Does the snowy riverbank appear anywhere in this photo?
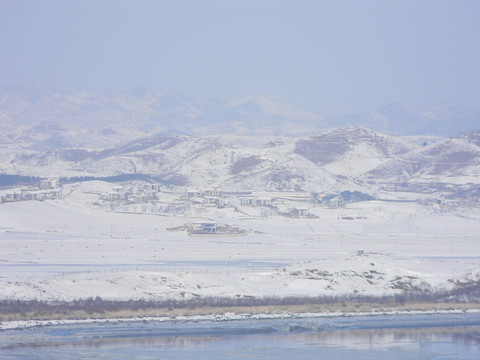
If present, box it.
[3,306,480,331]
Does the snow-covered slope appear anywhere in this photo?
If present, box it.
[2,127,411,192]
[80,135,340,191]
[3,253,479,302]
[3,128,480,195]
[294,127,417,177]
[363,131,480,193]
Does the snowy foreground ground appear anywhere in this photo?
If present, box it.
[1,182,480,304]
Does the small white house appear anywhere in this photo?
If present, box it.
[289,207,310,217]
[328,197,345,208]
[40,176,60,189]
[240,197,272,206]
[241,197,254,206]
[186,190,202,198]
[204,189,222,197]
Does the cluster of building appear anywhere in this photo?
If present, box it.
[186,189,226,207]
[239,191,324,206]
[327,197,345,209]
[106,183,162,204]
[184,189,333,218]
[0,177,62,204]
[99,183,349,217]
[417,196,477,209]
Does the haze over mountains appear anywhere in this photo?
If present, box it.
[0,86,322,149]
[1,86,479,198]
[2,86,479,149]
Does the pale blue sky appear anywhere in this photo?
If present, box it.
[1,0,479,116]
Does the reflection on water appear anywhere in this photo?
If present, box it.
[1,314,480,359]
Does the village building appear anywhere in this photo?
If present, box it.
[188,222,219,234]
[256,197,272,206]
[187,222,246,236]
[328,197,345,208]
[186,190,202,198]
[0,187,63,203]
[134,193,146,203]
[186,189,223,199]
[105,182,161,203]
[109,191,124,201]
[240,197,254,206]
[289,207,310,217]
[240,197,272,206]
[204,189,223,197]
[40,176,60,189]
[143,184,161,192]
[204,196,225,207]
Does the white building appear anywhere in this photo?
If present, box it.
[40,176,60,189]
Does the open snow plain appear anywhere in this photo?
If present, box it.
[1,181,480,304]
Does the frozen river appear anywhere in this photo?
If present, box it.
[2,313,480,359]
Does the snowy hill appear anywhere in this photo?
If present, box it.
[3,128,480,196]
[2,252,477,302]
[293,127,416,177]
[363,131,480,195]
[0,127,416,192]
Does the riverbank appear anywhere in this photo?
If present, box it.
[2,299,480,329]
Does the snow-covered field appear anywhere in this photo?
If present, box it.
[1,181,480,302]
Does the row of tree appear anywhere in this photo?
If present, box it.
[2,283,479,318]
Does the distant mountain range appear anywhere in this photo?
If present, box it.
[1,86,479,150]
[0,86,321,149]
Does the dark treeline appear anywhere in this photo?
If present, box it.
[60,174,168,184]
[0,174,41,187]
[2,284,479,317]
[0,173,169,187]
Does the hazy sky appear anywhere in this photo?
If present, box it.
[1,0,479,116]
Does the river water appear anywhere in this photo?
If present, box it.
[1,313,480,359]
